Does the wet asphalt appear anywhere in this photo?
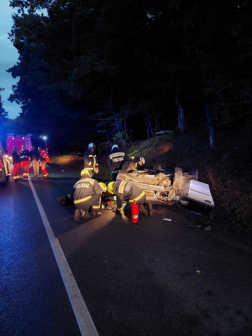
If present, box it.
[0,165,251,336]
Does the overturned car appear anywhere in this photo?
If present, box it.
[117,167,214,209]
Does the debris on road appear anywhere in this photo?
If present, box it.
[187,224,203,227]
[186,210,202,215]
[202,224,213,231]
[162,218,172,221]
[196,270,201,273]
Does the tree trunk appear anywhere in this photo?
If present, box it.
[96,141,101,156]
[143,111,150,138]
[175,97,186,133]
[205,102,214,149]
[202,70,215,149]
[109,87,121,139]
[146,110,155,137]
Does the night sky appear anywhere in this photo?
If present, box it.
[0,0,21,119]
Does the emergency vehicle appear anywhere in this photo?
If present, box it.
[0,141,10,183]
[6,134,32,154]
[6,133,47,154]
[3,134,48,180]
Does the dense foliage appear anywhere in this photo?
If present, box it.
[0,89,8,122]
[6,0,252,150]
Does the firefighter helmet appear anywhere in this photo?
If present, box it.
[88,143,96,150]
[107,182,115,195]
[98,182,107,192]
[140,157,145,165]
[81,169,92,177]
[112,144,119,151]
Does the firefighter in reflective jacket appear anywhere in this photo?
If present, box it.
[84,143,99,178]
[73,169,102,221]
[107,144,129,181]
[18,145,30,178]
[106,180,153,219]
[38,146,50,178]
[56,171,104,221]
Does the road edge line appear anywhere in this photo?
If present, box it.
[28,177,99,336]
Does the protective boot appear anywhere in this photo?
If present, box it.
[92,203,101,217]
[138,208,142,223]
[74,209,81,222]
[148,203,154,216]
[140,204,148,216]
[92,212,101,218]
[80,209,86,217]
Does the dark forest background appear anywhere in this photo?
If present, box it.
[0,0,251,152]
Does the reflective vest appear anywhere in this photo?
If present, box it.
[84,150,98,173]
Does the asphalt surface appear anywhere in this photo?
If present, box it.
[0,165,251,336]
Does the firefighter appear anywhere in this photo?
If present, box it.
[29,146,40,178]
[38,146,50,178]
[56,169,103,222]
[106,180,154,219]
[107,144,129,181]
[84,143,99,178]
[121,157,145,172]
[12,146,21,180]
[18,145,30,178]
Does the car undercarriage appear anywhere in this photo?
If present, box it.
[117,167,214,209]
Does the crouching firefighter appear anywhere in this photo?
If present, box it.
[121,157,145,172]
[106,181,154,220]
[56,169,103,222]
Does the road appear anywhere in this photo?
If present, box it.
[0,165,251,336]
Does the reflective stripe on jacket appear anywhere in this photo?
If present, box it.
[107,150,129,171]
[84,150,98,172]
[40,149,50,162]
[73,175,102,204]
[113,180,146,209]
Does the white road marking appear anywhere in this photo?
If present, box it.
[28,177,99,336]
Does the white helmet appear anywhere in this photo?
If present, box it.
[88,143,96,150]
[112,144,119,151]
[140,157,145,165]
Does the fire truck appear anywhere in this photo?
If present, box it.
[6,133,32,154]
[0,140,10,183]
[6,133,47,154]
[0,134,48,183]
[1,134,33,183]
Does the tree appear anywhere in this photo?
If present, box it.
[8,0,251,150]
[0,88,8,122]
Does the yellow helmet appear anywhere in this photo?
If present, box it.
[107,181,115,195]
[98,182,107,192]
[81,169,92,177]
